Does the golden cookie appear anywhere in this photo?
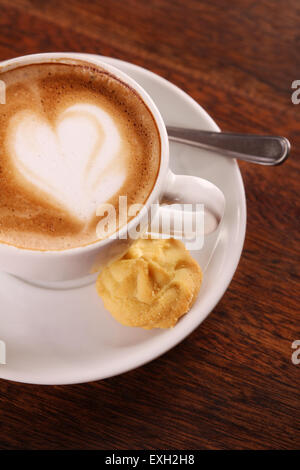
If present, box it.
[96,238,203,329]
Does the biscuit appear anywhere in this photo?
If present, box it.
[96,238,203,329]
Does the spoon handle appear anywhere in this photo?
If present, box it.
[167,127,290,165]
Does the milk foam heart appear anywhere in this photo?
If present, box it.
[12,104,126,222]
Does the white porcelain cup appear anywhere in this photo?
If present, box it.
[0,52,225,283]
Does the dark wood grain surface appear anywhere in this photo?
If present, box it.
[0,0,299,450]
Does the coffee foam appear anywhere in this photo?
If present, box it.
[0,61,160,250]
[11,104,125,221]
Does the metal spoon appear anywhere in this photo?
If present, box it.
[167,127,290,165]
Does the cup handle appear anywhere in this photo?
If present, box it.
[146,170,225,238]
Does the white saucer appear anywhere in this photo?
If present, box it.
[0,56,246,385]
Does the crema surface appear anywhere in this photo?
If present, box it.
[0,61,160,250]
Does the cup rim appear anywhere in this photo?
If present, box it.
[0,52,169,255]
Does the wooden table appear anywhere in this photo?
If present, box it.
[0,0,299,450]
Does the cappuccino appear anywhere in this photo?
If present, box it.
[0,60,160,250]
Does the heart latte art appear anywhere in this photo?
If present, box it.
[12,104,125,222]
[0,61,160,250]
